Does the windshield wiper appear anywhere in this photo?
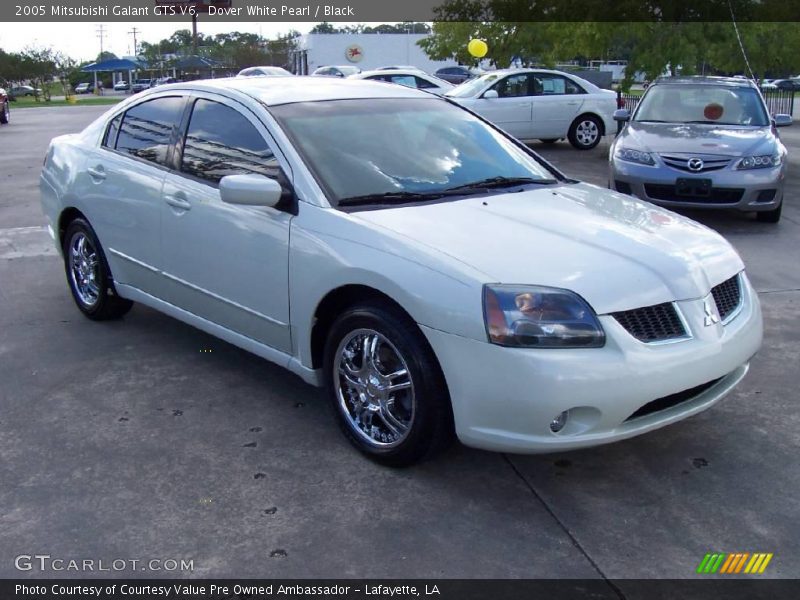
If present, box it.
[337,190,473,207]
[445,176,557,192]
[635,119,670,123]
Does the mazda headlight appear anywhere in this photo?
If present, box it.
[483,285,605,348]
[615,147,655,166]
[735,154,782,170]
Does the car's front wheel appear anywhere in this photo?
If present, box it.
[756,203,782,223]
[0,100,9,124]
[323,302,453,466]
[568,115,603,150]
[63,218,133,320]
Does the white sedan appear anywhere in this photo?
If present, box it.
[349,69,454,95]
[40,77,761,465]
[447,68,617,149]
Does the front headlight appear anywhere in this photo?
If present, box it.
[735,154,782,170]
[615,146,656,166]
[483,285,605,348]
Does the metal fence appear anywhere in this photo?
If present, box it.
[616,88,795,117]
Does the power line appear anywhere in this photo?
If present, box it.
[727,0,755,79]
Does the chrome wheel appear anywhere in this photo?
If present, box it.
[575,119,599,147]
[68,231,100,307]
[334,328,415,448]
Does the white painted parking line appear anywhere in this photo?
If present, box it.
[0,226,58,259]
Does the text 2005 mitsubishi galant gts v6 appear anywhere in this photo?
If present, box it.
[40,77,762,465]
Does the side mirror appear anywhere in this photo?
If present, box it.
[220,174,283,208]
[482,89,499,99]
[773,114,792,127]
[613,109,631,122]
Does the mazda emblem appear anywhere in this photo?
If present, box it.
[688,157,704,172]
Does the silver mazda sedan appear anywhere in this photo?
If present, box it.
[610,76,791,223]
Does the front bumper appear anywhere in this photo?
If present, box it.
[421,274,762,453]
[610,158,785,212]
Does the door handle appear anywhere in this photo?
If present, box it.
[87,165,106,181]
[164,192,191,211]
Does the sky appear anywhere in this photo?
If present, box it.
[0,21,363,61]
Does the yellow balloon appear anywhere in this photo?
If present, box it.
[468,39,488,58]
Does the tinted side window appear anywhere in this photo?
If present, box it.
[116,96,184,166]
[103,113,122,148]
[414,76,437,89]
[180,99,279,184]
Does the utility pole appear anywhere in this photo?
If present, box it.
[129,27,140,56]
[96,24,108,58]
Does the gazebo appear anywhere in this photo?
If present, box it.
[81,57,146,91]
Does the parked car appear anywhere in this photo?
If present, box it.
[435,66,484,85]
[74,82,95,94]
[40,77,762,465]
[9,85,41,98]
[131,79,152,93]
[237,66,293,77]
[375,65,421,71]
[349,69,453,95]
[0,87,9,124]
[311,65,361,78]
[766,78,800,91]
[113,80,130,91]
[446,68,616,149]
[610,76,791,223]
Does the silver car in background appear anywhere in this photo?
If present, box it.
[610,76,791,223]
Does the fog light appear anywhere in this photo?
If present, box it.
[550,410,569,433]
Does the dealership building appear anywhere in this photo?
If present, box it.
[290,33,458,74]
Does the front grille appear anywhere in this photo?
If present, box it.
[625,377,723,421]
[711,275,742,322]
[660,154,731,173]
[612,302,687,343]
[644,184,744,204]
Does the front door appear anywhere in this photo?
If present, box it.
[475,73,534,139]
[160,95,293,353]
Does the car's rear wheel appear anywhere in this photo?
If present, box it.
[323,302,453,466]
[63,218,133,320]
[0,100,9,124]
[568,115,603,150]
[756,203,782,223]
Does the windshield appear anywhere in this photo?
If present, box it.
[634,84,769,126]
[271,98,557,207]
[446,73,503,98]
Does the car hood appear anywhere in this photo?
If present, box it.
[620,121,775,156]
[353,182,743,314]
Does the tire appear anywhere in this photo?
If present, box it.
[0,101,9,125]
[323,301,453,466]
[62,218,133,320]
[756,203,781,223]
[568,115,603,150]
[539,138,559,144]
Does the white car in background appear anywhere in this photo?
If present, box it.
[349,69,454,95]
[237,66,293,77]
[447,68,617,149]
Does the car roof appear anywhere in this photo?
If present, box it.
[356,69,431,78]
[652,75,757,88]
[151,75,430,106]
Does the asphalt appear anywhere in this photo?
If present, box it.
[0,104,798,585]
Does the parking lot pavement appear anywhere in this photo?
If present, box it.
[1,107,798,584]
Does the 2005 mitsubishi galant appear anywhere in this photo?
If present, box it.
[40,77,762,465]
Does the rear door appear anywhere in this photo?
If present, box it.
[159,94,294,353]
[83,94,186,295]
[530,73,586,138]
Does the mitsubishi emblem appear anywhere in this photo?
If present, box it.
[703,297,720,326]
